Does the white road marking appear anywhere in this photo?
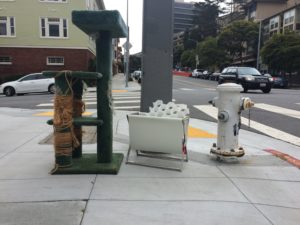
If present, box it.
[112,96,141,99]
[113,100,140,104]
[205,88,216,91]
[194,104,300,146]
[37,102,98,107]
[254,103,300,119]
[179,88,195,91]
[114,106,140,109]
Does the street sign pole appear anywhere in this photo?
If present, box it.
[125,0,130,87]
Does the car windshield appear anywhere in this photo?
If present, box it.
[238,67,261,76]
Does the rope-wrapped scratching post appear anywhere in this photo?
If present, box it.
[53,72,79,167]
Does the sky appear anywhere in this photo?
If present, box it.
[103,0,205,54]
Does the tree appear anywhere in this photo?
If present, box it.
[190,0,225,42]
[195,37,228,71]
[180,50,196,68]
[129,55,141,72]
[180,0,225,52]
[261,32,300,73]
[218,20,258,64]
[173,44,184,68]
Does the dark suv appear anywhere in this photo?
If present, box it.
[218,67,273,93]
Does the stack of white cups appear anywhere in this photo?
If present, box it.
[148,100,189,118]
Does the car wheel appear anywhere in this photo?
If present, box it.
[242,86,248,93]
[48,84,56,94]
[262,87,271,93]
[4,87,15,97]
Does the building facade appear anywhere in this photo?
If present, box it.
[229,0,300,68]
[174,0,198,34]
[0,0,105,78]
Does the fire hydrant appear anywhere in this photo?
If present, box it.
[209,83,254,158]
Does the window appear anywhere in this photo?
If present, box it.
[269,17,279,30]
[0,16,15,37]
[40,18,68,38]
[269,16,279,36]
[47,56,64,65]
[40,0,67,3]
[283,9,295,33]
[0,56,12,65]
[284,9,295,25]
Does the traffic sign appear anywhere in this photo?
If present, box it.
[122,41,132,50]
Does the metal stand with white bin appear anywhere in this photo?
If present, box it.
[209,83,254,159]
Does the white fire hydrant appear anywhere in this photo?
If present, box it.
[210,83,254,158]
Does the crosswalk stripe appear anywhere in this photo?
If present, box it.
[179,88,195,91]
[194,104,300,146]
[114,106,140,109]
[254,103,300,119]
[114,100,140,104]
[113,96,141,99]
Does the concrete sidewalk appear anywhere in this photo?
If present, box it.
[0,74,300,225]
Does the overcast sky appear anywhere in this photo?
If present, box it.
[103,0,207,54]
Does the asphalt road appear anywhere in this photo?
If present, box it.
[0,76,299,141]
[173,76,300,139]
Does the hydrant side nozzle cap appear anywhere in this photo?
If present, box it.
[217,83,243,92]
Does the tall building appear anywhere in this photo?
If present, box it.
[0,0,105,78]
[174,0,198,34]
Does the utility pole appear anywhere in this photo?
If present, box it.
[256,20,262,70]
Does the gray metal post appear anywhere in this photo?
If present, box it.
[141,0,174,112]
[256,20,262,70]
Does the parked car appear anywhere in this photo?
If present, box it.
[132,70,142,83]
[218,67,273,93]
[210,72,221,81]
[191,69,204,78]
[202,70,210,79]
[0,73,55,96]
[271,74,289,88]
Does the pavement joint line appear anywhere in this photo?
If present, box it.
[216,166,275,225]
[80,175,97,225]
[0,199,89,204]
[0,133,41,160]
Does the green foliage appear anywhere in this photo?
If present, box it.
[192,0,225,41]
[180,50,196,68]
[218,20,258,64]
[196,37,228,71]
[181,0,224,51]
[129,55,141,72]
[173,44,184,66]
[261,32,300,73]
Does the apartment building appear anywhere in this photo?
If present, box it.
[0,0,105,77]
[229,0,300,67]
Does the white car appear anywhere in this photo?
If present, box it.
[0,73,55,96]
[191,69,204,78]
